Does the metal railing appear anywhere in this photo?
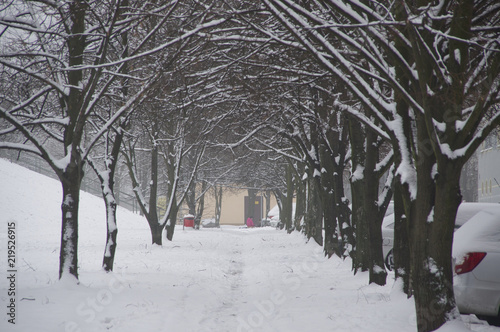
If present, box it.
[0,150,138,213]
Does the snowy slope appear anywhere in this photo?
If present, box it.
[0,158,498,332]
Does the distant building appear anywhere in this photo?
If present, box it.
[460,150,478,203]
[182,187,277,226]
[477,131,500,203]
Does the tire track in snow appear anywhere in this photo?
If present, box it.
[195,230,248,331]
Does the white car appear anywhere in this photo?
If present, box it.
[201,218,218,228]
[267,204,296,228]
[382,202,500,271]
[453,205,500,325]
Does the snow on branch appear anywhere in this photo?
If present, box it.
[262,0,408,129]
[0,59,68,96]
[83,72,161,160]
[0,142,42,156]
[62,18,228,72]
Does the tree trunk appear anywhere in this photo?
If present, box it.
[284,163,294,233]
[102,195,118,272]
[165,196,179,241]
[319,138,340,257]
[321,188,338,257]
[100,124,126,272]
[186,181,196,216]
[186,179,205,230]
[214,185,222,227]
[273,189,283,227]
[59,161,84,280]
[364,130,387,286]
[195,181,206,229]
[431,164,462,320]
[58,0,86,281]
[411,116,439,331]
[393,181,411,294]
[123,142,163,246]
[412,159,463,331]
[305,176,323,246]
[411,4,474,325]
[101,0,129,271]
[247,188,258,225]
[349,118,367,272]
[391,0,414,295]
[89,156,120,272]
[151,222,163,245]
[319,153,339,257]
[149,136,160,245]
[293,164,306,232]
[272,189,288,230]
[368,213,387,286]
[264,190,271,222]
[333,168,353,259]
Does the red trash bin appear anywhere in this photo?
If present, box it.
[183,214,195,228]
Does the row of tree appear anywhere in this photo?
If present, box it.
[1,1,499,331]
[247,1,500,331]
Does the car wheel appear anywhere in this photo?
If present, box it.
[385,249,394,271]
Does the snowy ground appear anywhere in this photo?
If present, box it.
[0,158,499,332]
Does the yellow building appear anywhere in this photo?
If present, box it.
[187,187,277,226]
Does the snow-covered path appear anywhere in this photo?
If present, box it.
[1,158,499,332]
